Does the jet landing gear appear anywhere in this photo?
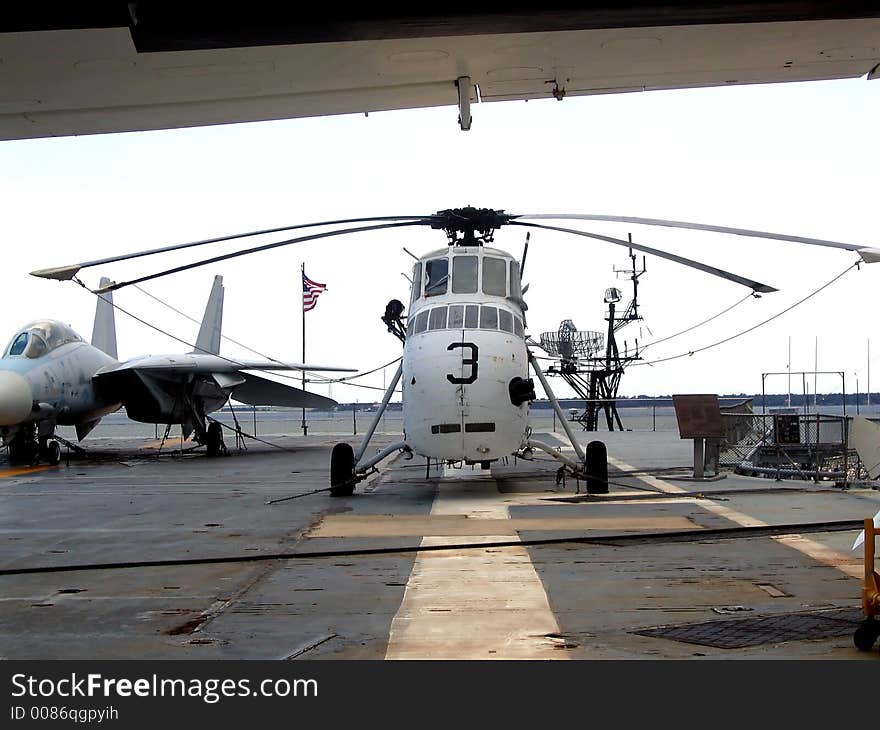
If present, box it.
[8,426,38,465]
[7,424,61,466]
[329,363,407,497]
[205,422,227,458]
[39,439,61,465]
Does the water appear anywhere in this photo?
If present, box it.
[54,403,880,443]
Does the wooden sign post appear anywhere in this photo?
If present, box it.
[672,394,725,479]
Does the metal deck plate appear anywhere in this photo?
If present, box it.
[633,608,864,649]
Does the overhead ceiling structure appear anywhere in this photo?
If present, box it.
[1,3,879,139]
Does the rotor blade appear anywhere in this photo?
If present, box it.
[508,221,777,293]
[514,213,879,262]
[30,215,431,281]
[91,220,430,293]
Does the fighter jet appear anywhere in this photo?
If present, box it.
[0,299,120,464]
[0,276,345,464]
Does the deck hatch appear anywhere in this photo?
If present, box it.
[632,607,863,649]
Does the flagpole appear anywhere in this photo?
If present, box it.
[302,262,308,437]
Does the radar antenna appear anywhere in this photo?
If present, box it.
[540,238,646,431]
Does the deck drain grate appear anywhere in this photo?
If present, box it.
[632,607,863,649]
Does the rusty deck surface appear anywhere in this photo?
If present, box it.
[0,430,878,660]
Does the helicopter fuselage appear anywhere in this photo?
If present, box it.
[402,245,531,463]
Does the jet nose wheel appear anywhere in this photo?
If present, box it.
[40,440,61,466]
[330,442,356,497]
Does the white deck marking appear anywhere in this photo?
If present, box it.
[608,455,863,579]
[384,464,568,660]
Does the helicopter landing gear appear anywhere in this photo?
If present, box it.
[330,443,356,497]
[328,363,405,497]
[585,440,609,494]
[527,350,610,491]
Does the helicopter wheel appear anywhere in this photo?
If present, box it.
[205,422,226,458]
[853,618,880,652]
[585,440,609,494]
[40,440,61,466]
[330,443,356,497]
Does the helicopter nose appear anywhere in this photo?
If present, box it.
[0,371,33,425]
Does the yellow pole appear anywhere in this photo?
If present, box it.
[865,517,878,618]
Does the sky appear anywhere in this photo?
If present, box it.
[0,76,878,404]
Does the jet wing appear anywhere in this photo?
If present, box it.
[92,358,340,415]
[95,354,354,376]
[230,372,337,410]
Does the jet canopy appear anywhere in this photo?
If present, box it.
[4,320,82,359]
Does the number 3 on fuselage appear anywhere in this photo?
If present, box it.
[402,245,532,465]
[446,342,478,385]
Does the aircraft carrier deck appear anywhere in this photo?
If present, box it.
[1,429,878,660]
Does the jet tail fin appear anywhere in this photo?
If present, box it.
[194,275,224,355]
[91,277,118,359]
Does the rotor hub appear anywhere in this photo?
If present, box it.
[430,207,511,246]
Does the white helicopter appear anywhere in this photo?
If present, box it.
[31,207,880,495]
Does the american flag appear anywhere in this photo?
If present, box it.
[302,270,327,312]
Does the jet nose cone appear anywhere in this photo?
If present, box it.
[0,371,33,425]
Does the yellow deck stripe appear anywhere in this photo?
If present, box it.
[608,455,863,579]
[0,465,56,478]
[385,466,568,660]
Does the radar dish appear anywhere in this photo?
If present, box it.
[539,319,604,360]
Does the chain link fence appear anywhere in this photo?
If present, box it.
[718,411,863,482]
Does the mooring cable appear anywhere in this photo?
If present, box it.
[631,260,860,366]
[639,292,755,352]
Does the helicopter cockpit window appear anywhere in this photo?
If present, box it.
[448,305,464,329]
[514,316,524,338]
[509,261,522,299]
[411,262,422,305]
[479,305,498,330]
[429,306,447,330]
[425,258,449,297]
[464,305,479,329]
[452,256,478,294]
[413,310,429,334]
[498,309,514,333]
[482,257,507,296]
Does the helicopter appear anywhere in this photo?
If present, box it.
[30,207,880,495]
